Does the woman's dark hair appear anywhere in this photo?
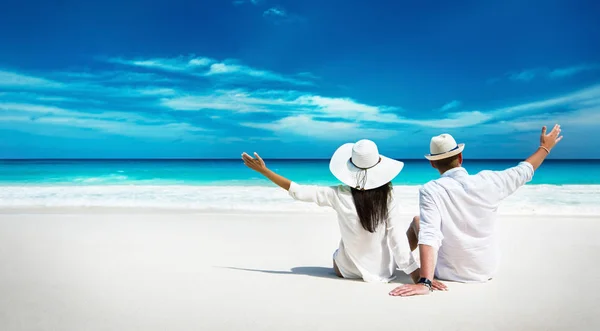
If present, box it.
[351,182,392,233]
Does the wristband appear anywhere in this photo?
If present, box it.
[539,146,550,154]
[417,277,433,291]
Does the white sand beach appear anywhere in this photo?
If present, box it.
[1,209,599,331]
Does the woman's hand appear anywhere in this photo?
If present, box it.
[242,152,291,190]
[242,152,267,173]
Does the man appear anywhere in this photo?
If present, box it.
[389,125,563,296]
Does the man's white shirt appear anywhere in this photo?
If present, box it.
[418,162,534,282]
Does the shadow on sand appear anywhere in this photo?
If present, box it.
[219,266,414,284]
[218,266,342,280]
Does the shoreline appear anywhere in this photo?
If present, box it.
[0,207,600,219]
[1,183,600,216]
[1,183,600,186]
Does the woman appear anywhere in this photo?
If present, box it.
[242,139,446,290]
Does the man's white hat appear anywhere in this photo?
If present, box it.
[329,139,404,190]
[424,134,465,161]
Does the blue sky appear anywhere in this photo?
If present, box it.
[1,0,599,159]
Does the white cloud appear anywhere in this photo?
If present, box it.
[263,7,287,17]
[295,95,380,114]
[0,70,63,88]
[491,84,600,116]
[161,89,288,112]
[164,82,600,138]
[506,63,599,82]
[188,58,213,67]
[4,56,600,144]
[262,6,304,24]
[447,84,600,135]
[297,72,320,80]
[205,61,313,85]
[243,115,394,140]
[161,89,404,123]
[549,64,600,78]
[461,85,600,137]
[0,102,206,139]
[109,56,214,72]
[439,100,461,111]
[108,56,314,86]
[481,104,600,136]
[0,102,71,116]
[35,96,76,102]
[233,0,262,5]
[402,111,491,128]
[1,115,205,139]
[0,68,180,103]
[163,95,270,112]
[0,93,79,103]
[57,70,176,84]
[3,102,168,124]
[293,95,401,122]
[206,63,239,75]
[162,89,490,129]
[509,69,540,82]
[136,87,177,96]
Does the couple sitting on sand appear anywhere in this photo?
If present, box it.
[242,124,563,297]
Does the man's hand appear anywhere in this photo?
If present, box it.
[540,124,563,152]
[389,279,447,297]
[242,152,267,173]
[526,124,564,170]
[432,279,447,291]
[389,284,430,297]
[409,269,447,290]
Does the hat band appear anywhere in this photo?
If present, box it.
[430,145,459,156]
[349,157,382,191]
[349,157,381,170]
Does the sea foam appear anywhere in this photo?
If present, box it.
[0,184,598,216]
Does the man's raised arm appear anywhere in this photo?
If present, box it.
[525,124,563,171]
[481,124,564,200]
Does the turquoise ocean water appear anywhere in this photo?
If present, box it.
[0,159,599,185]
[0,159,598,214]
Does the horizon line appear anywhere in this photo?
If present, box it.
[1,158,599,161]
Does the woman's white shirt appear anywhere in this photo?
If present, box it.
[288,182,418,283]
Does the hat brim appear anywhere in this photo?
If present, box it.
[424,143,465,161]
[329,143,404,190]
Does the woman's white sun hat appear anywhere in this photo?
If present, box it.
[425,134,465,161]
[329,139,404,190]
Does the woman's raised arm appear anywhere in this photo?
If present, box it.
[242,152,337,208]
[242,152,291,190]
